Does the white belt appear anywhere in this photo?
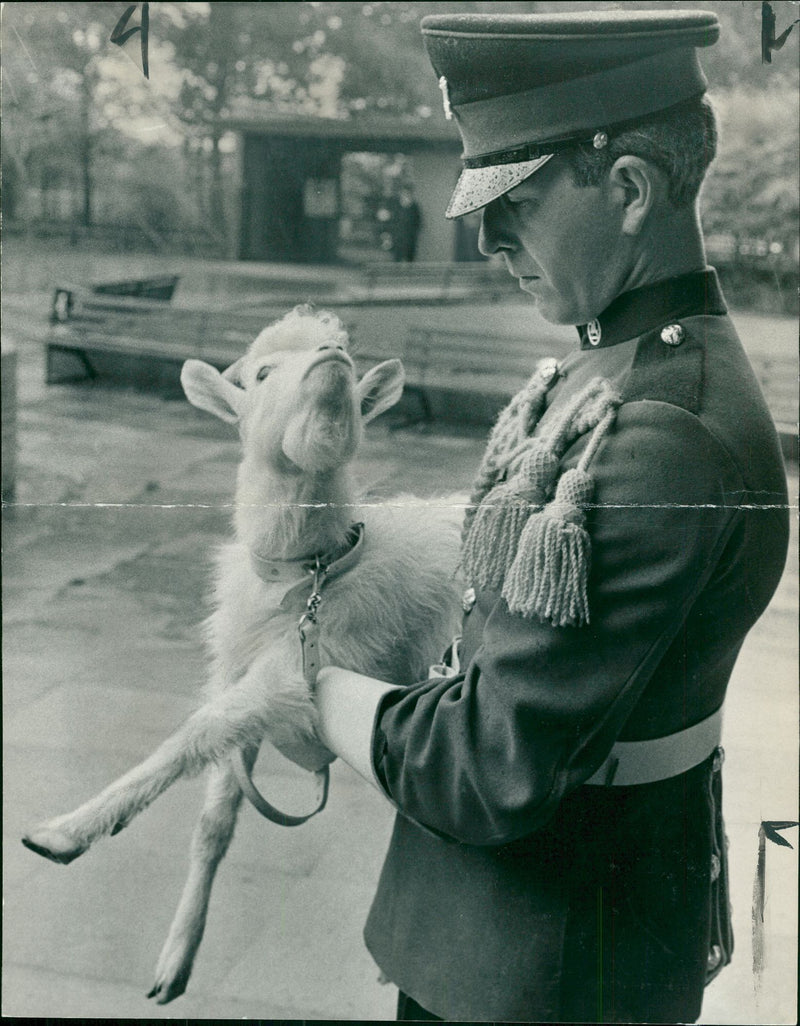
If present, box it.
[427,641,723,788]
[584,706,724,787]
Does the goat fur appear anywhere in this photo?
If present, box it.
[22,305,463,1003]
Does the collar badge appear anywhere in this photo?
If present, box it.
[586,320,602,346]
[438,76,453,120]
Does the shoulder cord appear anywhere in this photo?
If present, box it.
[461,374,620,625]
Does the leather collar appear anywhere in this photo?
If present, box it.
[576,268,727,350]
[248,523,365,610]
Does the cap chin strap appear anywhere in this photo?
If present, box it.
[232,523,365,826]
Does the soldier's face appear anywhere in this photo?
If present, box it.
[478,155,630,325]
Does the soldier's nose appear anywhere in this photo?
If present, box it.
[479,201,514,257]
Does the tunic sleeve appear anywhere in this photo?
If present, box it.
[372,400,745,845]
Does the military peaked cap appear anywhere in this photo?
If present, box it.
[421,9,720,218]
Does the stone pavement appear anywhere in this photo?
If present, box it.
[2,318,797,1021]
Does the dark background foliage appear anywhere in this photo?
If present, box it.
[2,1,797,265]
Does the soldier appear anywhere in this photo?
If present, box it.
[390,186,423,262]
[306,10,789,1022]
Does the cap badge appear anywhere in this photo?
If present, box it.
[438,75,453,120]
[593,131,609,150]
[661,323,685,346]
[586,320,602,346]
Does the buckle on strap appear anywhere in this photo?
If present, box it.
[584,706,724,787]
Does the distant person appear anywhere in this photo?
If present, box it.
[390,187,422,262]
[280,10,789,1022]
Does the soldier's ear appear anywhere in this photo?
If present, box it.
[609,156,660,236]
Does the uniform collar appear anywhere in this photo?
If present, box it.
[576,268,727,350]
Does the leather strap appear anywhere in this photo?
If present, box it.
[234,524,365,826]
[230,749,330,828]
[584,706,723,786]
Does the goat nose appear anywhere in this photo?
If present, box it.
[318,343,345,351]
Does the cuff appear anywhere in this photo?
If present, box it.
[314,666,401,792]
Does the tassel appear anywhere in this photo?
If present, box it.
[462,374,619,625]
[460,371,552,545]
[502,466,594,626]
[461,444,560,590]
[461,487,533,591]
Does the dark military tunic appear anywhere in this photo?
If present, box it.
[363,270,789,1022]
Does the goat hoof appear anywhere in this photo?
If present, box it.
[147,975,188,1004]
[21,826,88,865]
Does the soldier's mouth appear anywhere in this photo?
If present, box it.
[519,276,541,289]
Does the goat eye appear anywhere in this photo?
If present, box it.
[256,365,272,381]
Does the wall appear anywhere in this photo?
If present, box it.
[409,147,461,262]
[240,135,342,263]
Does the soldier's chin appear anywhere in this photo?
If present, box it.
[518,281,573,325]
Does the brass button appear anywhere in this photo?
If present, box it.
[661,323,685,346]
[462,587,477,613]
[707,944,722,972]
[710,853,721,882]
[537,357,560,384]
[712,746,725,773]
[586,320,602,346]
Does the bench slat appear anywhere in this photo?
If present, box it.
[46,286,796,436]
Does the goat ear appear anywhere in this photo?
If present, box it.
[181,359,242,424]
[358,359,405,423]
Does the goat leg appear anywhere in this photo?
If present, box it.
[148,749,255,1004]
[22,666,313,863]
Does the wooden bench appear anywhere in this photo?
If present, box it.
[747,354,797,429]
[361,261,515,303]
[45,281,551,424]
[46,284,289,393]
[45,281,796,448]
[360,325,798,442]
[746,354,798,459]
[394,326,567,425]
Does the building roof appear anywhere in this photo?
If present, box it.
[224,109,461,149]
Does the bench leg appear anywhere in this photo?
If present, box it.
[46,345,97,384]
[389,383,434,432]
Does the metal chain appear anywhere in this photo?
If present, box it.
[299,556,328,632]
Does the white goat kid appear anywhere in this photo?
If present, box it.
[22,305,462,1004]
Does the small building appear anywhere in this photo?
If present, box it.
[225,112,480,264]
